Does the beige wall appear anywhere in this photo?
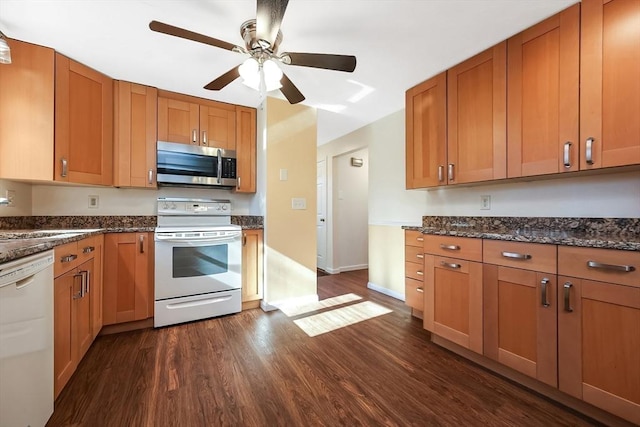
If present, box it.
[264,97,317,304]
[367,224,404,298]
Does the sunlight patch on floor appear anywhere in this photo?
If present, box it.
[278,293,363,317]
[293,301,392,337]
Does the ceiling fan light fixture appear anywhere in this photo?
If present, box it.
[239,57,260,90]
[262,59,283,91]
[0,31,12,64]
[239,57,282,92]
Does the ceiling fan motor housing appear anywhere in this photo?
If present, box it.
[241,19,283,56]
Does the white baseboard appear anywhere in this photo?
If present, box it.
[321,264,368,274]
[261,293,319,312]
[367,282,404,301]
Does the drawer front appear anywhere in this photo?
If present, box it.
[54,241,79,278]
[77,236,98,263]
[558,246,640,287]
[424,235,482,262]
[483,240,557,274]
[405,230,425,247]
[405,245,425,265]
[405,278,424,311]
[405,261,424,281]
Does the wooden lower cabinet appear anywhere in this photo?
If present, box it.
[404,231,425,312]
[103,233,154,324]
[53,239,99,399]
[423,254,483,354]
[242,230,263,307]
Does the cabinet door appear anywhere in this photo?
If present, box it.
[507,5,580,177]
[405,72,447,188]
[103,233,152,324]
[200,104,236,149]
[114,81,158,188]
[54,270,80,398]
[235,106,257,193]
[558,277,640,425]
[424,255,483,354]
[55,54,113,185]
[157,97,199,145]
[580,0,640,169]
[0,39,54,181]
[447,42,507,184]
[75,259,93,361]
[484,265,557,387]
[242,230,263,303]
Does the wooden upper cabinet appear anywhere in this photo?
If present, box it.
[580,0,640,169]
[200,105,236,150]
[447,42,507,184]
[157,97,198,145]
[114,81,158,188]
[406,72,447,188]
[55,54,113,185]
[0,39,54,181]
[507,4,580,177]
[235,106,257,193]
[158,91,237,149]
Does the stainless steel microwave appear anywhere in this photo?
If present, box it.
[156,141,237,189]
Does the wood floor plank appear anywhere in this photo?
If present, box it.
[48,269,601,427]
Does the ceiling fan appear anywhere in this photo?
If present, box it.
[149,0,357,104]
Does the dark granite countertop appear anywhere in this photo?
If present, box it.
[403,217,640,251]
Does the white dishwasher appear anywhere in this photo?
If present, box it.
[0,250,54,427]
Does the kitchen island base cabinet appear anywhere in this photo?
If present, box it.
[103,233,154,325]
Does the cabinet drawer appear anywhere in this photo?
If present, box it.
[405,261,424,282]
[54,241,79,277]
[405,245,425,265]
[405,278,424,311]
[558,246,640,288]
[424,235,482,262]
[76,236,98,264]
[483,240,556,274]
[405,230,425,247]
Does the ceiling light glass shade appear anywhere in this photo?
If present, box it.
[262,59,283,91]
[239,57,260,90]
[0,37,11,64]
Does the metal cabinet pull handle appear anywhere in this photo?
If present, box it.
[61,158,68,177]
[416,271,424,276]
[139,235,145,254]
[82,246,95,254]
[416,287,424,293]
[242,234,247,246]
[416,237,424,242]
[563,141,572,168]
[563,282,573,312]
[237,176,241,190]
[61,254,77,263]
[540,278,550,308]
[416,254,424,259]
[448,164,455,181]
[192,129,198,145]
[148,169,154,185]
[585,137,594,165]
[587,261,635,273]
[501,251,532,260]
[438,165,444,182]
[202,131,208,146]
[72,272,83,300]
[85,270,90,295]
[440,244,460,251]
[440,261,461,269]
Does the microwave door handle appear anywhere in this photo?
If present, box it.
[217,149,222,184]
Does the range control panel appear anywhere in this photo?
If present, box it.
[157,198,231,216]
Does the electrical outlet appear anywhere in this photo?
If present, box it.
[6,190,15,207]
[88,195,99,209]
[291,198,307,210]
[480,195,491,210]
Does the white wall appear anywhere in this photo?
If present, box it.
[334,147,369,271]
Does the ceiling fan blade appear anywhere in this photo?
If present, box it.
[204,66,241,91]
[280,73,305,104]
[284,52,357,73]
[149,20,238,52]
[256,0,289,46]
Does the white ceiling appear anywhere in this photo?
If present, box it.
[0,0,577,145]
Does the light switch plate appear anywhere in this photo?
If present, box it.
[279,169,288,181]
[291,198,306,210]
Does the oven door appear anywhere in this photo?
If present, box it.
[154,230,242,300]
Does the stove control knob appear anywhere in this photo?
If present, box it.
[222,204,228,211]
[170,202,177,210]
[162,203,169,210]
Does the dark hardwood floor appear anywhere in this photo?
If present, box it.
[47,270,600,426]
